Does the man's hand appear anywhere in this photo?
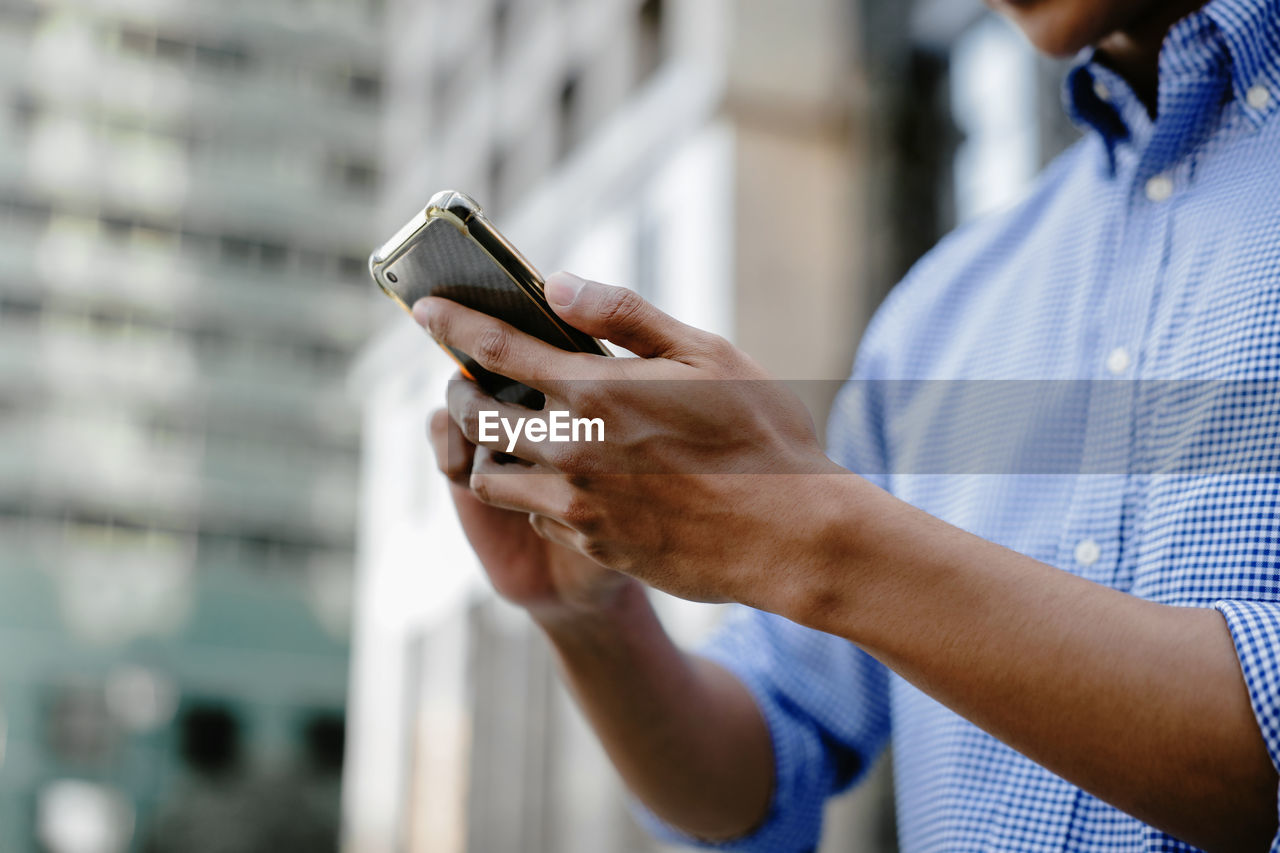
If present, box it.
[415,271,847,608]
[425,326,779,841]
[427,407,637,626]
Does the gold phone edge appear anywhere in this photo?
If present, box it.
[368,191,611,358]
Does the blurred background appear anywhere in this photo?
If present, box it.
[0,0,1078,851]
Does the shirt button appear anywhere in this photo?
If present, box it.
[1247,84,1273,110]
[1145,174,1174,203]
[1074,538,1101,567]
[1106,347,1132,375]
[1093,78,1111,101]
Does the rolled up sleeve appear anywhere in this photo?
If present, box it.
[629,607,892,852]
[1213,599,1280,851]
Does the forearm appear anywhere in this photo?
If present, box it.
[536,580,774,841]
[784,478,1276,851]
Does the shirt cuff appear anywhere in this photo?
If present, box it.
[1212,599,1280,852]
[627,642,832,852]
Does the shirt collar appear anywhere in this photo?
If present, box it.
[1064,0,1280,164]
[1203,0,1280,120]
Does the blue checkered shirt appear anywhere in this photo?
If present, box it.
[636,0,1280,850]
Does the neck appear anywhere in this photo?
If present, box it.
[1096,0,1211,115]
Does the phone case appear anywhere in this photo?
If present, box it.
[369,190,609,408]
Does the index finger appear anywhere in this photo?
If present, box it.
[412,297,582,396]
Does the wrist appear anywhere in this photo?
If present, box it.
[757,472,885,639]
[531,575,651,643]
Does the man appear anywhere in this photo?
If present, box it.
[417,0,1280,849]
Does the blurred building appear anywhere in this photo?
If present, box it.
[0,0,384,849]
[347,1,1078,852]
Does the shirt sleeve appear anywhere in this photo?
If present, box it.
[629,606,893,852]
[1213,599,1280,851]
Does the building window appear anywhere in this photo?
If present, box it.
[341,68,382,104]
[0,292,42,324]
[177,703,242,777]
[0,193,52,228]
[118,25,156,59]
[487,145,508,213]
[636,0,666,83]
[337,253,367,279]
[153,34,190,64]
[194,41,251,74]
[330,155,380,194]
[556,72,581,161]
[492,0,512,61]
[117,26,251,75]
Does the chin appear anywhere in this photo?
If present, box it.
[1018,18,1101,57]
[989,0,1126,57]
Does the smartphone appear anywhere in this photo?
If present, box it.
[369,190,609,408]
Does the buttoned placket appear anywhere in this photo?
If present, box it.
[1050,167,1167,589]
[1052,97,1205,595]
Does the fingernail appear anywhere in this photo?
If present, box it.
[545,272,586,308]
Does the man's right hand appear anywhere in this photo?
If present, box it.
[428,405,637,626]
[428,401,774,842]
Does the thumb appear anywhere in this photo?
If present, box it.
[544,271,698,359]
